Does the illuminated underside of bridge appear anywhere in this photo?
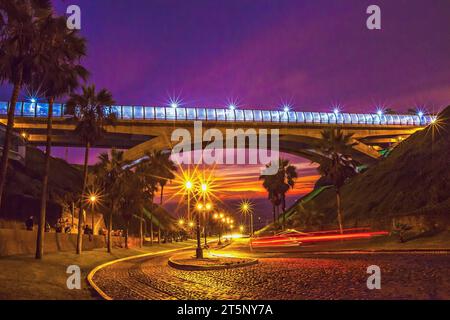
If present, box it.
[0,101,433,164]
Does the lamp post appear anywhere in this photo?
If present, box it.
[195,203,203,259]
[88,194,97,235]
[185,180,193,221]
[240,200,254,237]
[204,202,212,247]
[214,213,223,245]
[178,219,185,241]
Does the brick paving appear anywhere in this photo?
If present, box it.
[92,247,450,300]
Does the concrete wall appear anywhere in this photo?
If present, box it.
[0,228,106,257]
[0,228,145,257]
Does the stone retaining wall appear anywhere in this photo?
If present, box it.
[0,228,139,257]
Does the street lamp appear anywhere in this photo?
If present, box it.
[204,202,212,247]
[239,199,254,237]
[213,213,223,245]
[88,193,98,236]
[185,179,193,221]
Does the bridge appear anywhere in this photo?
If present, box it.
[0,101,433,164]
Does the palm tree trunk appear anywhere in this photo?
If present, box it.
[272,203,276,224]
[160,185,164,205]
[150,214,153,245]
[76,141,90,254]
[336,188,344,234]
[0,74,23,210]
[107,202,113,253]
[139,209,144,248]
[71,202,75,227]
[36,97,54,259]
[158,225,161,244]
[125,221,129,249]
[281,194,286,230]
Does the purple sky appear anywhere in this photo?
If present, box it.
[3,0,448,113]
[2,0,449,221]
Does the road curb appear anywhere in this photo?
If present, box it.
[87,245,196,300]
[168,255,259,271]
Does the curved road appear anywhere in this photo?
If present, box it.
[92,241,450,300]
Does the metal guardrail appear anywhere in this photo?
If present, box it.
[0,101,434,126]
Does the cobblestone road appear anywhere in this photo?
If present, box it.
[92,244,450,300]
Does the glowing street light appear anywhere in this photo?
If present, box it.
[86,192,100,236]
[228,104,236,110]
[178,219,185,226]
[239,199,254,236]
[283,105,290,113]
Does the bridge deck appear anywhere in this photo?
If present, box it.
[0,101,433,126]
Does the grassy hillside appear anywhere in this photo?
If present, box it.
[273,106,450,231]
[1,146,83,222]
[6,146,83,201]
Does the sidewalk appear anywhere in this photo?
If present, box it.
[0,240,196,300]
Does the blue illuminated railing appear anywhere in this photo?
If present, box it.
[0,101,434,126]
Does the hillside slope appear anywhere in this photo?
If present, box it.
[286,105,450,229]
[1,146,83,222]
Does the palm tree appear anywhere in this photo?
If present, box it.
[260,159,297,228]
[135,158,159,247]
[277,159,298,212]
[33,16,88,259]
[119,170,145,249]
[277,159,298,228]
[93,149,129,253]
[148,151,176,205]
[259,166,283,224]
[316,128,358,234]
[66,85,115,254]
[0,0,52,209]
